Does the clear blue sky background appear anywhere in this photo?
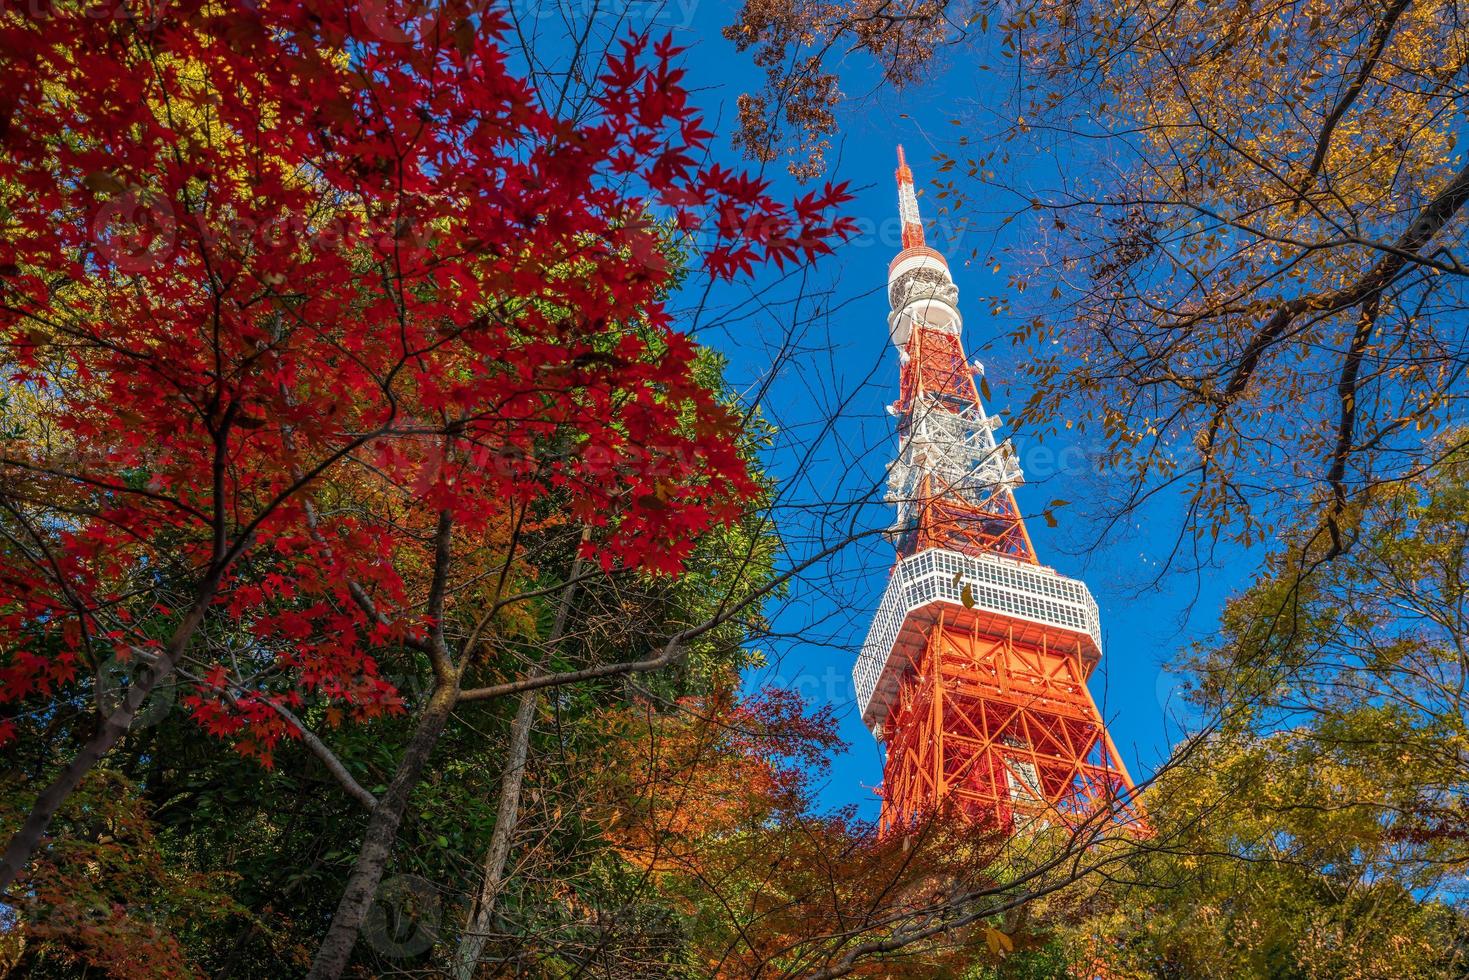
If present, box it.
[628,2,1258,819]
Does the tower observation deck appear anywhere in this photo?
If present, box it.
[856,147,1142,832]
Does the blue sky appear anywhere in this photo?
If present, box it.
[626,2,1258,818]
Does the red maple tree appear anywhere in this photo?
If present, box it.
[0,0,852,916]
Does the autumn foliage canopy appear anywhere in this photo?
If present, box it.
[0,1,852,757]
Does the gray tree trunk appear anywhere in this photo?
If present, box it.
[449,684,537,980]
[305,682,460,980]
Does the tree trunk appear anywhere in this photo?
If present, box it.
[450,685,537,980]
[0,589,215,896]
[306,681,460,980]
[452,539,586,979]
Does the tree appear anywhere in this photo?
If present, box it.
[585,677,1153,978]
[1077,729,1469,978]
[1010,436,1469,978]
[723,0,956,179]
[992,0,1469,567]
[0,4,854,973]
[726,0,1469,568]
[0,770,242,978]
[443,352,789,979]
[1178,432,1469,870]
[1,350,787,977]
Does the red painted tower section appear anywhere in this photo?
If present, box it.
[856,148,1141,833]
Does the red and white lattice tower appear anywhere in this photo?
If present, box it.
[855,147,1141,833]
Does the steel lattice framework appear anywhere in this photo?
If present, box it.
[857,147,1142,833]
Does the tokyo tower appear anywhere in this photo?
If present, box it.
[854,147,1140,833]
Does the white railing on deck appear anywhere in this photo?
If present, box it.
[854,548,1102,733]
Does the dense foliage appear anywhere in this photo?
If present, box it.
[0,1,855,975]
[979,442,1469,978]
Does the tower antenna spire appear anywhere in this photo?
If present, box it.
[895,144,925,249]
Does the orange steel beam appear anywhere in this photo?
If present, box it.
[879,616,1139,833]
